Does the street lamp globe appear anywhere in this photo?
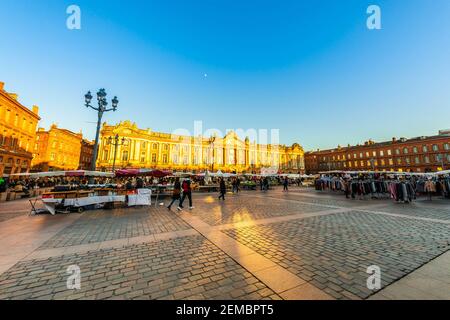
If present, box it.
[112,96,119,111]
[84,91,93,106]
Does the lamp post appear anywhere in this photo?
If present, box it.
[107,134,129,172]
[209,136,216,172]
[84,89,119,172]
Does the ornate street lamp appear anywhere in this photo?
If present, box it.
[85,89,119,172]
[107,134,129,172]
[209,136,216,172]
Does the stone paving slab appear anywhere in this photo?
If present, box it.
[0,210,30,223]
[38,207,191,250]
[0,235,281,300]
[369,250,450,300]
[223,211,450,300]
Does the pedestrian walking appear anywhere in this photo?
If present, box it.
[180,178,194,209]
[167,177,182,210]
[236,177,241,193]
[218,178,226,200]
[283,177,289,192]
[263,177,269,191]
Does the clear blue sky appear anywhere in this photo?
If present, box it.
[1,0,449,150]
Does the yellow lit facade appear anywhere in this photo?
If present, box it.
[32,124,83,171]
[0,82,40,176]
[97,121,305,173]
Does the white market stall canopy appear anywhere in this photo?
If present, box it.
[9,170,114,179]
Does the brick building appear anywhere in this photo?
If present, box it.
[305,131,450,174]
[32,124,83,171]
[79,139,94,170]
[0,81,41,176]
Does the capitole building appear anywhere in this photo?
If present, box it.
[97,121,305,173]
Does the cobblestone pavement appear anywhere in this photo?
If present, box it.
[189,194,327,226]
[223,211,450,300]
[372,203,450,221]
[268,191,388,208]
[1,187,450,300]
[0,235,280,300]
[39,207,192,249]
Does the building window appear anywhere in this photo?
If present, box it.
[388,159,393,165]
[152,153,157,163]
[405,157,410,164]
[424,156,430,163]
[163,154,168,164]
[423,145,428,152]
[403,147,408,154]
[397,158,402,165]
[432,144,439,151]
[152,143,158,150]
[395,149,400,155]
[380,150,384,157]
[413,147,418,153]
[359,152,363,158]
[122,151,129,161]
[415,157,420,164]
[387,149,392,156]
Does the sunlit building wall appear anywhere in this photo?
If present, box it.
[0,81,40,175]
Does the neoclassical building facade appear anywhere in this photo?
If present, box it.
[97,121,305,173]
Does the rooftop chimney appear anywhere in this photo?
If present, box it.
[0,82,4,91]
[392,137,397,143]
[32,105,39,115]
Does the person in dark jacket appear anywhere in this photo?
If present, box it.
[167,177,182,210]
[283,177,289,191]
[179,179,194,209]
[236,177,241,193]
[218,178,226,200]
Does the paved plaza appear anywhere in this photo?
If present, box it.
[0,187,450,300]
